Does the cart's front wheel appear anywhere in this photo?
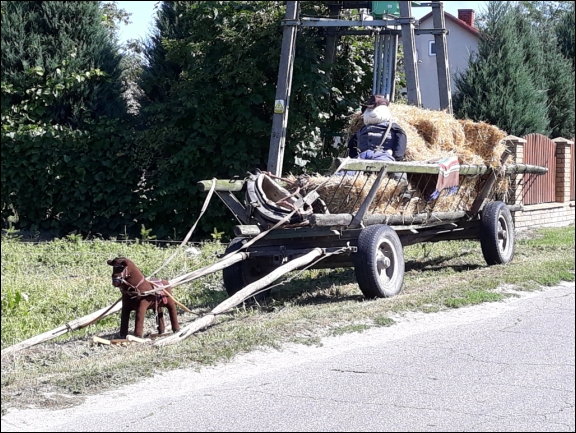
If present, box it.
[222,237,271,302]
[354,225,405,299]
[480,201,515,265]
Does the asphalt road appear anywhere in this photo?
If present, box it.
[2,281,574,432]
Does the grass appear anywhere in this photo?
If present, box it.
[1,224,574,414]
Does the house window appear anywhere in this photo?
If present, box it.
[428,40,436,56]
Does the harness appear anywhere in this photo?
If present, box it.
[112,266,147,297]
[110,261,193,316]
[112,267,169,328]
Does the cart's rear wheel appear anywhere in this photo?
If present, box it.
[480,201,515,265]
[222,237,271,301]
[354,225,404,299]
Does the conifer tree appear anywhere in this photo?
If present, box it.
[531,24,575,138]
[453,1,550,137]
[556,3,575,70]
[513,4,574,138]
[514,1,574,138]
[1,1,127,126]
[138,1,189,106]
[540,46,575,139]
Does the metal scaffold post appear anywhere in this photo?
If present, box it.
[268,1,299,177]
[431,1,452,113]
[399,1,421,107]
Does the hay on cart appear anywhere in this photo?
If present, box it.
[288,105,511,215]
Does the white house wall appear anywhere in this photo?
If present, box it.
[415,17,479,110]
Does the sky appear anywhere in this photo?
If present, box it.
[115,1,158,44]
[115,1,489,45]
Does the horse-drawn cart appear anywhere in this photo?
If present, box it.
[0,152,549,354]
[198,154,548,301]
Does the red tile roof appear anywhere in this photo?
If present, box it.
[418,10,480,36]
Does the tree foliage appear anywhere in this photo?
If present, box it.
[1,1,141,238]
[454,1,574,138]
[135,1,374,239]
[1,1,127,127]
[555,3,575,70]
[100,0,132,43]
[517,1,575,70]
[515,2,575,139]
[535,31,575,139]
[453,2,550,137]
[2,0,378,240]
[1,64,142,238]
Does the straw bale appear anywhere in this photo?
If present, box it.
[282,105,512,217]
[344,104,509,167]
[390,104,466,152]
[458,119,508,168]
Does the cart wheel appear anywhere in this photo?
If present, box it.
[222,237,271,301]
[354,225,405,299]
[480,201,515,265]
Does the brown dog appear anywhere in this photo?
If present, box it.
[107,257,180,338]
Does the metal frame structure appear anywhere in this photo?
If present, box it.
[268,1,452,177]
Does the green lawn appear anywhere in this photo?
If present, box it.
[1,224,574,413]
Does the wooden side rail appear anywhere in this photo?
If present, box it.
[197,179,245,192]
[197,163,547,192]
[309,211,469,227]
[334,158,548,175]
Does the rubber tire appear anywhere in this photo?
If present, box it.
[480,201,515,265]
[354,225,405,299]
[222,237,271,302]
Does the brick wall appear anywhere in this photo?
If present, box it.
[457,9,475,27]
[506,136,575,230]
[514,203,575,230]
[554,138,573,203]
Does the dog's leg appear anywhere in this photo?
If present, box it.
[120,296,131,338]
[134,300,148,338]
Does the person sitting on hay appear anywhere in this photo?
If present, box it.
[342,94,407,181]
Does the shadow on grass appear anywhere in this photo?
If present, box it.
[405,251,484,273]
[266,268,361,307]
[184,251,486,312]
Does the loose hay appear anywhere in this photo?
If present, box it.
[345,105,509,166]
[287,173,414,215]
[288,105,512,216]
[287,171,492,216]
[458,119,508,168]
[390,105,467,162]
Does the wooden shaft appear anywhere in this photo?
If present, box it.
[155,248,324,346]
[162,290,192,313]
[1,300,123,356]
[168,252,247,287]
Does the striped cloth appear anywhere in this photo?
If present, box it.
[429,156,460,201]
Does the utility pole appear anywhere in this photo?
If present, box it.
[267,1,299,177]
[431,1,452,113]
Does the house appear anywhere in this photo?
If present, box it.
[415,9,479,110]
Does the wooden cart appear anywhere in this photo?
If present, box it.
[0,155,550,354]
[198,156,547,300]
